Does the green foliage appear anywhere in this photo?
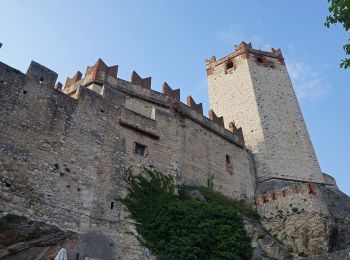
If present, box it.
[180,185,260,221]
[291,207,299,213]
[325,0,350,69]
[122,169,253,260]
[0,214,26,231]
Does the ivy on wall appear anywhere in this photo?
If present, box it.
[121,169,254,260]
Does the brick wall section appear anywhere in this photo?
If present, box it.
[131,71,151,89]
[207,42,325,184]
[186,95,203,114]
[208,109,224,127]
[64,71,82,90]
[162,82,180,108]
[84,58,118,83]
[255,183,318,205]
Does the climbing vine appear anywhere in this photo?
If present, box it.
[121,168,254,260]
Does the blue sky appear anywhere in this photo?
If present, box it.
[1,0,349,195]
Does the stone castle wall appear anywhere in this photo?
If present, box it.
[255,183,334,256]
[0,60,256,259]
[207,42,325,187]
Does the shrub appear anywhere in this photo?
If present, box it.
[179,185,260,220]
[121,169,253,260]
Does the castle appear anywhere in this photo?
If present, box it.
[0,42,347,259]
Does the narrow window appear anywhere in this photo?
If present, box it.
[226,154,231,165]
[134,142,146,156]
[257,57,263,63]
[226,61,234,70]
[39,77,44,83]
[225,154,233,175]
[110,201,115,209]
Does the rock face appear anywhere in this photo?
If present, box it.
[255,182,350,259]
[255,182,337,257]
[320,185,350,252]
[244,217,292,260]
[0,215,77,260]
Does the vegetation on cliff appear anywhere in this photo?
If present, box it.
[121,168,255,260]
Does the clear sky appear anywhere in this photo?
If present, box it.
[1,0,349,195]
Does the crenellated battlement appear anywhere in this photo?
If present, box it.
[53,58,244,147]
[206,41,285,75]
[5,59,245,148]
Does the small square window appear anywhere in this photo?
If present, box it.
[226,61,234,70]
[134,142,146,156]
[257,57,263,63]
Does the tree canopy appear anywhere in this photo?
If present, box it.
[325,0,350,69]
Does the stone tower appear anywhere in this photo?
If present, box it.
[206,42,325,190]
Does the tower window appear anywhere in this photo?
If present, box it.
[226,61,234,70]
[134,142,146,156]
[257,57,263,63]
[226,154,231,164]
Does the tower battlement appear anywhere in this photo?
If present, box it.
[206,41,284,70]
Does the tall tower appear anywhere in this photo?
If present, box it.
[207,42,325,189]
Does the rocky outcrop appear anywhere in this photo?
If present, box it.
[255,183,338,257]
[260,211,336,257]
[320,185,350,252]
[0,215,77,260]
[255,181,350,259]
[244,217,292,259]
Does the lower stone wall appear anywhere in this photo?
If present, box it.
[256,183,335,257]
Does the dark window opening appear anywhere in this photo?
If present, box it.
[110,201,115,209]
[134,142,146,156]
[257,57,263,63]
[226,61,234,70]
[39,77,44,83]
[226,154,231,164]
[54,163,59,170]
[23,89,28,94]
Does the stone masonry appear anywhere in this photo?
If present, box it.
[207,42,325,189]
[0,57,255,259]
[0,42,346,259]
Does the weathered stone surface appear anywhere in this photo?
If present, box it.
[0,59,256,259]
[1,41,349,259]
[320,185,350,252]
[244,217,292,260]
[256,183,337,257]
[0,216,77,260]
[207,42,325,184]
